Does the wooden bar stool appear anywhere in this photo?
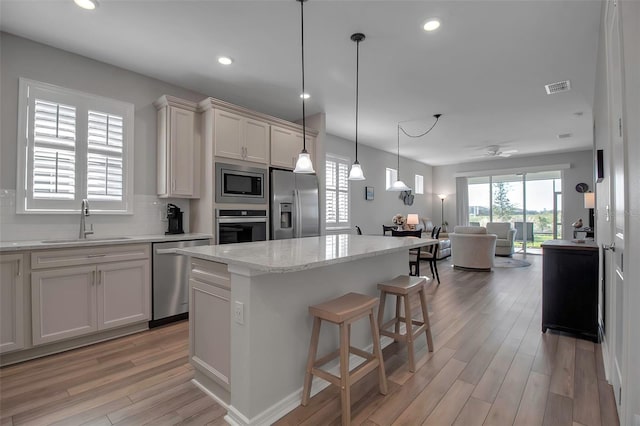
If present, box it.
[302,292,388,426]
[377,275,434,372]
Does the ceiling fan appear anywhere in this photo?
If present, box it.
[483,145,518,158]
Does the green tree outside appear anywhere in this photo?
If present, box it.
[492,182,514,220]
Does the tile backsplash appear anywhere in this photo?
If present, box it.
[0,189,190,241]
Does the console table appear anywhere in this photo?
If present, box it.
[541,240,599,342]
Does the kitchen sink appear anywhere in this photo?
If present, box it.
[40,237,133,244]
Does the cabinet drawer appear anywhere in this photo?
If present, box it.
[190,259,230,290]
[31,244,150,270]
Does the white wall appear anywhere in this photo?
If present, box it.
[324,134,433,235]
[432,150,594,240]
[0,33,206,240]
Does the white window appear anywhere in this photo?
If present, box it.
[386,167,397,190]
[17,78,134,214]
[415,174,424,194]
[326,155,350,228]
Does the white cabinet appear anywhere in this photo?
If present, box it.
[0,254,25,354]
[31,265,97,345]
[270,126,315,170]
[31,245,151,346]
[189,259,231,390]
[155,96,201,198]
[214,109,269,164]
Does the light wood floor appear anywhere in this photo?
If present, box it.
[0,255,619,426]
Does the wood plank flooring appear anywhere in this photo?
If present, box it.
[0,255,619,425]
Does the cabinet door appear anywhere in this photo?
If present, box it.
[270,126,301,169]
[190,278,231,390]
[243,118,269,164]
[32,266,97,345]
[214,109,244,161]
[169,106,197,197]
[0,254,25,353]
[97,260,150,330]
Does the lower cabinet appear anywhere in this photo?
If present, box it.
[0,254,25,354]
[189,259,231,390]
[31,256,150,346]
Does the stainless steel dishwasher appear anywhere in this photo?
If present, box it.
[151,238,210,327]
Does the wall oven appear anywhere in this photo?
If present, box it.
[216,209,268,244]
[215,162,266,204]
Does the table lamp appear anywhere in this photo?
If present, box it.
[584,192,595,228]
[407,214,419,231]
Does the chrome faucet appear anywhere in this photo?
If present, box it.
[79,199,94,239]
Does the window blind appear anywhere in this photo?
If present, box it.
[386,168,397,190]
[32,99,76,200]
[415,174,424,194]
[325,156,350,226]
[87,111,124,201]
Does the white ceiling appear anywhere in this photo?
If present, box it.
[0,0,602,166]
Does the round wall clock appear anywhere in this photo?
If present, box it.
[575,182,589,193]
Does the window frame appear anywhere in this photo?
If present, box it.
[386,167,398,190]
[16,78,134,214]
[415,174,424,194]
[325,154,351,230]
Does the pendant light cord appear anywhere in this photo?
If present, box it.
[300,0,307,152]
[355,37,359,161]
[397,124,401,178]
[399,114,441,138]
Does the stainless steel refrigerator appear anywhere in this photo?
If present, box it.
[270,169,320,239]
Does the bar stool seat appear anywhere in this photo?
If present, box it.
[377,275,434,372]
[302,292,388,426]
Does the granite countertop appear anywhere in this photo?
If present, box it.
[176,234,437,273]
[0,233,213,252]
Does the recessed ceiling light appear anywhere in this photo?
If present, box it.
[558,133,573,139]
[300,93,310,99]
[423,19,441,32]
[218,56,233,65]
[74,0,98,10]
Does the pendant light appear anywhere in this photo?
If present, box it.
[293,0,315,174]
[348,33,366,181]
[387,124,411,191]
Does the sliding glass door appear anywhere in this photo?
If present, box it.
[467,171,562,255]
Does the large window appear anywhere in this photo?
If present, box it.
[468,171,562,253]
[17,78,134,214]
[326,155,350,229]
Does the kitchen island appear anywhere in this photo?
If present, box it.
[177,234,436,426]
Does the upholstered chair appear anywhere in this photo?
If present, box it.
[486,222,517,256]
[450,226,497,271]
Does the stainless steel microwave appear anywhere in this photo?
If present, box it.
[215,162,266,204]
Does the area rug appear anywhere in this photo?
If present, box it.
[493,257,531,268]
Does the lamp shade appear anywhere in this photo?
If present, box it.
[438,193,447,200]
[388,180,411,192]
[407,214,419,225]
[293,151,315,174]
[348,162,365,180]
[584,192,595,209]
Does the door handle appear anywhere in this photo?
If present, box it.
[16,259,21,277]
[603,242,615,252]
[92,270,96,285]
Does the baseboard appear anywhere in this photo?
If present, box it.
[223,335,396,426]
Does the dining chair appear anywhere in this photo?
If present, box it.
[355,226,362,235]
[420,226,441,284]
[391,229,422,276]
[382,225,396,236]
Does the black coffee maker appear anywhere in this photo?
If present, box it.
[166,204,184,235]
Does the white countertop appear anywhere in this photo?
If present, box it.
[176,234,437,273]
[0,233,213,252]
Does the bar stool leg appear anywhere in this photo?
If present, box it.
[419,288,434,352]
[394,296,402,337]
[403,294,416,372]
[302,317,321,406]
[339,322,351,426]
[369,310,388,395]
[377,291,386,332]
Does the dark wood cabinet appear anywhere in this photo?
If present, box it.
[542,240,599,342]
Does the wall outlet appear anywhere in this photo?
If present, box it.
[234,301,244,325]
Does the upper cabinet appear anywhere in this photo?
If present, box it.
[270,126,315,170]
[214,109,269,164]
[155,96,201,199]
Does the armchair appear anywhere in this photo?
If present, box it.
[450,226,497,271]
[486,222,517,256]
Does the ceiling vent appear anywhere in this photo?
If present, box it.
[558,133,573,139]
[545,80,571,95]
